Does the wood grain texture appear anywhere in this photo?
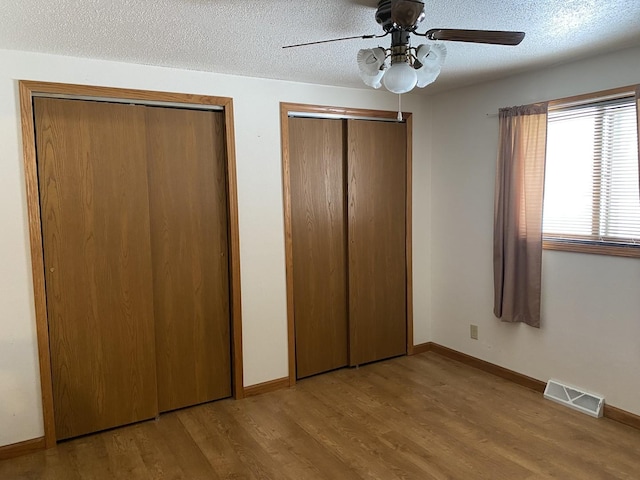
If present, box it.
[280,104,298,386]
[0,438,45,461]
[282,102,403,120]
[405,114,414,355]
[20,80,244,444]
[348,119,407,366]
[281,103,413,385]
[427,343,547,393]
[604,404,640,431]
[243,377,290,398]
[543,239,640,258]
[220,102,245,400]
[548,84,637,110]
[18,81,57,447]
[417,342,640,431]
[410,342,432,355]
[35,98,158,440]
[430,342,640,431]
[145,107,232,412]
[3,353,640,479]
[289,117,349,379]
[19,81,232,108]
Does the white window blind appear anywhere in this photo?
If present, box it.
[543,95,640,247]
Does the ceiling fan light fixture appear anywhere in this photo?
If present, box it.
[357,47,386,75]
[382,61,417,94]
[362,70,385,89]
[415,43,447,88]
[415,64,441,88]
[416,43,447,67]
[283,1,526,95]
[357,47,387,89]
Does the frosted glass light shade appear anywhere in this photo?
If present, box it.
[382,62,417,94]
[357,47,386,89]
[415,43,447,88]
[416,64,441,88]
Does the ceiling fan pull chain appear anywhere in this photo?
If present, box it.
[397,94,403,121]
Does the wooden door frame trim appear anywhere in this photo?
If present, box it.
[18,80,244,448]
[280,102,414,386]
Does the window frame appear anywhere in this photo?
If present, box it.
[543,84,640,259]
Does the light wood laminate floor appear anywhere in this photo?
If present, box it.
[2,352,639,479]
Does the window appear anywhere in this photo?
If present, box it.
[543,89,640,257]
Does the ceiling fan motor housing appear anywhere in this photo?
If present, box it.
[375,0,394,31]
[376,0,426,32]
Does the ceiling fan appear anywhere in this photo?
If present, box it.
[283,0,525,94]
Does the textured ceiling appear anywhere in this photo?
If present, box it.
[2,0,640,95]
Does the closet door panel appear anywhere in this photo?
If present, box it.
[347,119,407,366]
[35,98,158,440]
[289,117,349,378]
[146,107,232,412]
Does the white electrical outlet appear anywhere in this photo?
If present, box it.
[470,324,478,340]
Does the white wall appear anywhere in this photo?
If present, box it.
[0,48,432,447]
[12,43,637,450]
[430,45,640,416]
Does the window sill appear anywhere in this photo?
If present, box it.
[543,239,640,259]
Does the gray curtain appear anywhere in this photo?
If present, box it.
[493,103,548,328]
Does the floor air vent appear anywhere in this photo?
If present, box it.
[544,380,604,418]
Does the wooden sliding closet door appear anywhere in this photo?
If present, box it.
[145,107,232,412]
[289,117,349,379]
[347,119,407,366]
[35,98,158,440]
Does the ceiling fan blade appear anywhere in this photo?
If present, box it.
[424,29,525,46]
[391,0,425,29]
[283,33,386,49]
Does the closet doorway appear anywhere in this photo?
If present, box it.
[281,103,414,383]
[19,81,244,447]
